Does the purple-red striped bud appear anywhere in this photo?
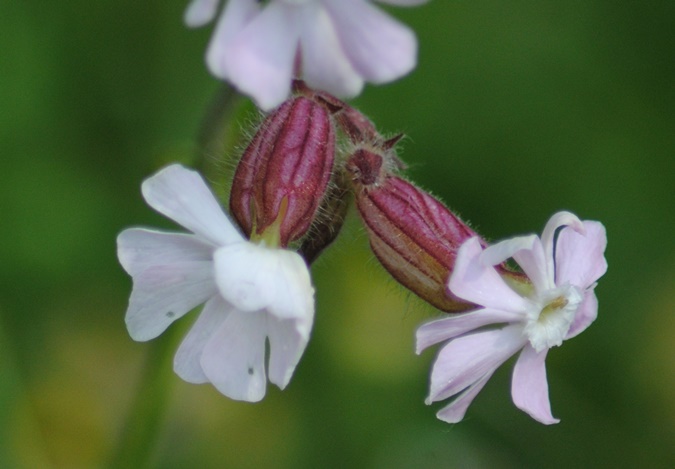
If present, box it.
[347,147,482,312]
[230,95,336,247]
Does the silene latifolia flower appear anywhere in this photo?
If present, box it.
[184,0,428,110]
[416,211,607,424]
[117,165,315,402]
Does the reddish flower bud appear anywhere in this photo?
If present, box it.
[347,147,482,312]
[230,95,336,247]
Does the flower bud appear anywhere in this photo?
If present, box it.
[347,146,482,312]
[230,95,336,247]
[298,171,350,265]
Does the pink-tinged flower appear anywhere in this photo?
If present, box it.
[117,164,314,402]
[416,212,607,424]
[184,0,427,110]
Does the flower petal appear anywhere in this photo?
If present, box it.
[266,313,312,389]
[415,308,520,354]
[427,324,525,403]
[324,0,417,83]
[449,237,529,313]
[117,228,213,277]
[555,221,607,288]
[141,165,243,247]
[511,344,559,424]
[125,261,217,341]
[222,3,300,110]
[565,289,598,339]
[540,211,584,281]
[435,371,494,424]
[298,4,364,98]
[480,235,537,267]
[204,0,260,76]
[184,0,222,27]
[200,310,268,402]
[214,244,314,320]
[174,295,230,383]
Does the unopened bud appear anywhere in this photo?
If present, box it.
[230,95,336,247]
[347,146,482,312]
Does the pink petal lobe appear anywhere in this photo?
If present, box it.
[555,221,608,288]
[449,237,528,313]
[324,0,417,83]
[117,229,213,277]
[141,165,243,247]
[184,0,221,27]
[416,308,520,354]
[427,325,524,403]
[511,344,560,424]
[298,5,364,98]
[565,290,598,339]
[540,211,584,279]
[205,0,260,77]
[222,3,300,110]
[435,371,494,424]
[201,310,268,402]
[124,261,217,341]
[266,313,312,389]
[174,295,230,383]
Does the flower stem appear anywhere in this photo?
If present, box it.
[106,326,180,469]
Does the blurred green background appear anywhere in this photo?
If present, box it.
[1,1,673,468]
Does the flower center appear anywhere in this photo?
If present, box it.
[524,285,584,352]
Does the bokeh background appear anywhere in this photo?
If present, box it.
[1,1,673,468]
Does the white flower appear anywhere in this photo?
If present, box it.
[416,212,607,424]
[184,0,428,110]
[117,164,314,402]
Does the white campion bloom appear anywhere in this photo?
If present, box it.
[117,164,314,402]
[184,0,429,110]
[416,212,607,424]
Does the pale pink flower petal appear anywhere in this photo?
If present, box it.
[435,371,494,424]
[324,0,417,83]
[565,290,598,339]
[214,243,314,319]
[205,0,260,78]
[222,3,301,110]
[267,313,312,389]
[298,5,364,98]
[511,344,559,425]
[117,229,213,276]
[174,295,230,383]
[555,221,608,288]
[416,308,521,354]
[201,310,268,402]
[124,261,217,341]
[185,0,222,27]
[540,211,584,280]
[427,325,525,403]
[141,165,243,247]
[449,237,529,313]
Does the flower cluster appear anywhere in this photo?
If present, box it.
[117,5,609,425]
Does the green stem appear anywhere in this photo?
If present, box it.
[106,326,180,469]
